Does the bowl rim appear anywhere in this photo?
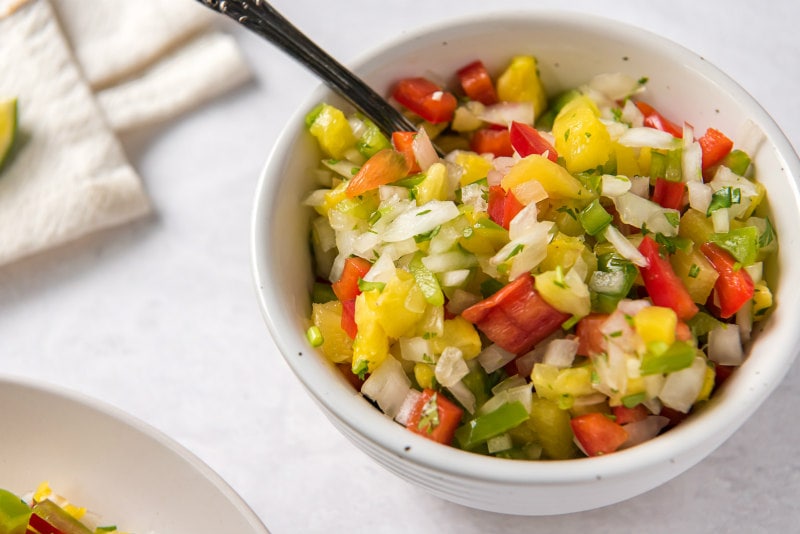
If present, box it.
[251,9,800,485]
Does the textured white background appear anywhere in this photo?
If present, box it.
[2,1,799,532]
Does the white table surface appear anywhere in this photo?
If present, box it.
[3,0,799,532]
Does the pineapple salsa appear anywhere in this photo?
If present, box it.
[303,56,777,459]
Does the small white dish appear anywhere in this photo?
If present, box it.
[0,375,270,533]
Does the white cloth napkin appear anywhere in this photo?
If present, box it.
[0,0,250,266]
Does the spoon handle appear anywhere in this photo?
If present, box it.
[197,0,424,139]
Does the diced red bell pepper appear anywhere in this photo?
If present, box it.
[406,388,464,445]
[391,131,421,174]
[570,412,629,456]
[28,513,65,534]
[634,100,683,139]
[392,77,457,124]
[509,121,558,162]
[659,406,688,429]
[340,298,358,340]
[637,235,699,320]
[714,363,735,388]
[575,313,610,357]
[346,148,411,198]
[486,185,524,230]
[456,60,498,106]
[699,242,755,319]
[332,257,372,301]
[651,177,686,210]
[612,404,650,425]
[470,127,514,157]
[461,273,570,354]
[698,127,734,170]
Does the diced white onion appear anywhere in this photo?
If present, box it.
[477,343,517,374]
[478,384,533,416]
[422,250,476,273]
[487,433,514,454]
[601,174,632,197]
[618,127,681,150]
[399,337,434,363]
[394,389,422,426]
[620,99,644,128]
[439,269,471,288]
[381,200,460,242]
[477,102,534,127]
[658,356,707,413]
[629,175,650,198]
[613,192,680,236]
[447,380,476,414]
[744,262,763,284]
[303,189,330,208]
[363,252,396,284]
[445,289,481,316]
[435,347,469,388]
[542,338,579,368]
[589,72,645,101]
[708,324,744,365]
[619,416,670,449]
[322,159,361,178]
[736,302,753,344]
[615,298,652,317]
[412,127,440,171]
[460,183,488,213]
[311,216,336,252]
[687,181,712,214]
[361,357,412,418]
[735,118,765,158]
[491,375,528,394]
[603,225,648,267]
[711,207,730,233]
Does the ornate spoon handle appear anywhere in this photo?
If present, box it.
[197,0,435,146]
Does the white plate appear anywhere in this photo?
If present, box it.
[0,375,270,533]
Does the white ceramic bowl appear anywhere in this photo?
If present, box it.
[0,375,270,533]
[252,11,800,515]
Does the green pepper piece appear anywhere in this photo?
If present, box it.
[686,311,724,338]
[355,117,391,158]
[579,199,612,236]
[0,489,31,534]
[640,340,696,376]
[455,401,529,450]
[722,149,752,176]
[461,365,490,411]
[589,253,638,313]
[409,252,444,306]
[311,282,337,304]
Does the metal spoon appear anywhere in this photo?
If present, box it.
[196,0,443,154]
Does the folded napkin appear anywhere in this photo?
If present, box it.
[0,0,250,266]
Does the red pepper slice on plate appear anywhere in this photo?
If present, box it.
[509,121,558,162]
[651,177,686,210]
[612,404,650,425]
[346,148,411,198]
[456,60,498,106]
[392,77,457,124]
[634,100,683,139]
[637,235,699,320]
[700,242,754,319]
[391,131,421,174]
[698,127,734,171]
[570,412,629,456]
[470,126,514,157]
[575,313,610,357]
[406,388,464,445]
[461,273,570,354]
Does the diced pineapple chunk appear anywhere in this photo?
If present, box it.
[496,55,548,119]
[634,306,677,345]
[311,301,353,363]
[552,95,613,173]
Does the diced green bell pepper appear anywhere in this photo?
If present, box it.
[708,226,760,266]
[640,340,696,376]
[0,489,31,534]
[455,401,529,450]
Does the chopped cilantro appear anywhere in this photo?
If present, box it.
[706,186,741,216]
[688,263,700,278]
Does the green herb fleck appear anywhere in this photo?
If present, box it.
[506,243,524,260]
[688,263,700,278]
[354,359,369,381]
[417,209,432,216]
[357,278,386,292]
[706,186,741,216]
[418,392,441,434]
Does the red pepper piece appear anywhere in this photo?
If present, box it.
[346,148,411,198]
[406,388,464,445]
[470,127,514,157]
[332,257,372,301]
[634,100,683,138]
[391,131,421,174]
[509,121,558,162]
[570,412,629,456]
[637,235,699,320]
[698,127,734,170]
[456,60,498,105]
[651,177,686,210]
[392,77,457,124]
[700,242,755,319]
[461,273,570,354]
